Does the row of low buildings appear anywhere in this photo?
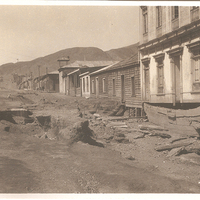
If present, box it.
[19,6,200,118]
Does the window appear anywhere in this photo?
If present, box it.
[157,61,164,93]
[156,6,162,28]
[83,78,85,92]
[191,49,200,83]
[154,54,165,94]
[131,77,136,96]
[86,77,89,92]
[142,7,148,34]
[172,6,179,20]
[191,6,199,22]
[187,41,200,91]
[91,80,94,93]
[194,58,200,82]
[77,74,80,87]
[102,78,106,93]
[113,79,116,96]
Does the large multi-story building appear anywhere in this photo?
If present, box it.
[139,6,200,106]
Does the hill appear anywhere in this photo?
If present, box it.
[0,43,139,89]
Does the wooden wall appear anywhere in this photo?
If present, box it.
[90,64,142,108]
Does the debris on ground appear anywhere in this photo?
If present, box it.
[149,131,171,139]
[155,139,196,152]
[139,124,168,131]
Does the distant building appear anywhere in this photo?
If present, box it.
[59,60,115,95]
[33,70,59,92]
[139,6,200,106]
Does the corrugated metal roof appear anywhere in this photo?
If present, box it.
[91,54,139,75]
[106,53,139,71]
[61,60,116,69]
[89,61,120,76]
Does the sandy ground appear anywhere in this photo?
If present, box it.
[1,88,200,195]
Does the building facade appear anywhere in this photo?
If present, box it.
[139,6,200,106]
[62,61,115,96]
[90,56,142,112]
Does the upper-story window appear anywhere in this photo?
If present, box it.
[171,6,179,30]
[191,6,199,22]
[172,6,179,20]
[142,7,148,34]
[156,6,162,28]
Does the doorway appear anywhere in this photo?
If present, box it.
[121,75,125,102]
[144,66,150,101]
[173,56,181,103]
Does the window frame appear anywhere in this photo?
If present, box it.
[156,6,162,28]
[83,77,85,93]
[102,78,106,93]
[112,78,116,96]
[91,80,95,94]
[131,76,136,97]
[142,7,148,34]
[86,76,89,92]
[172,6,179,20]
[157,61,164,94]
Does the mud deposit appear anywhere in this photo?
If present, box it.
[0,89,200,194]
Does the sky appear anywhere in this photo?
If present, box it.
[0,3,139,65]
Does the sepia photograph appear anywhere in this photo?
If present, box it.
[0,1,200,199]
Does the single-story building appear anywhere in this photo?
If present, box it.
[89,54,143,116]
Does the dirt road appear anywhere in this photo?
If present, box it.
[0,89,200,193]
